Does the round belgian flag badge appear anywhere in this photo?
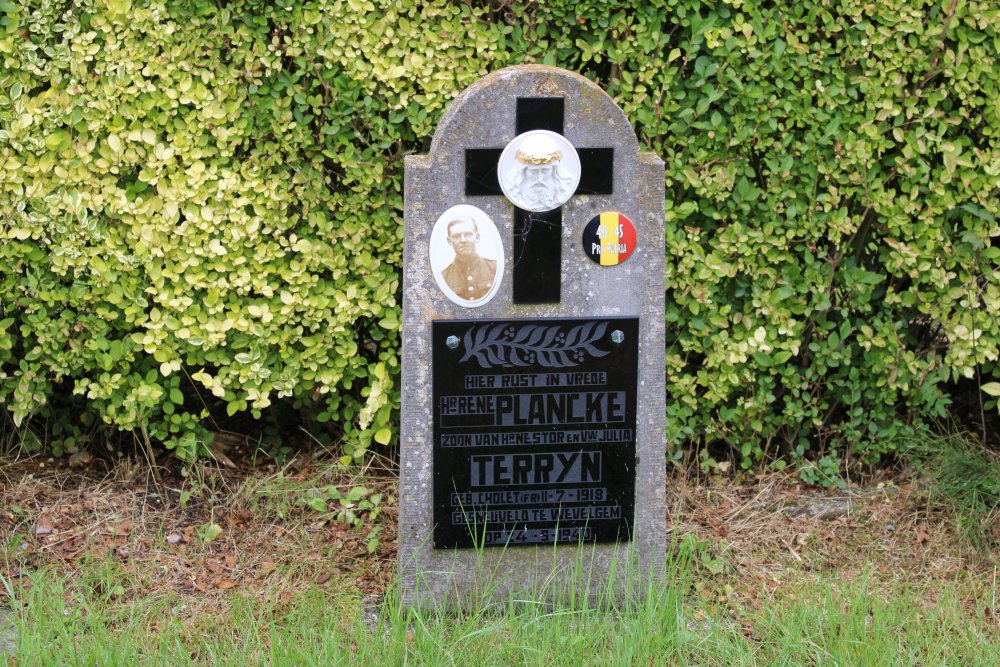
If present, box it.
[582,212,637,266]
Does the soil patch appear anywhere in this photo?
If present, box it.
[1,452,996,621]
[0,449,397,618]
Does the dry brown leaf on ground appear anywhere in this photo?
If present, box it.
[215,579,237,591]
[33,514,53,536]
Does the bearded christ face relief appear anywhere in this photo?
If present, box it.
[498,130,581,213]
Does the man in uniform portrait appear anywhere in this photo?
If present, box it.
[440,214,497,301]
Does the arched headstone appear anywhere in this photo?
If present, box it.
[400,65,666,607]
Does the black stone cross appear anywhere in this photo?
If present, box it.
[464,97,614,304]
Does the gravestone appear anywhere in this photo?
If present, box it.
[0,607,14,658]
[400,65,665,608]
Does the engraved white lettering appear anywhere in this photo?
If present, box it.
[494,391,626,426]
[470,451,602,486]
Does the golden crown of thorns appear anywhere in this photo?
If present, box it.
[515,149,562,165]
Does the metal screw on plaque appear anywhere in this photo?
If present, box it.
[446,335,460,350]
[611,330,624,344]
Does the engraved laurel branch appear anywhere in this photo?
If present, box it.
[458,322,610,369]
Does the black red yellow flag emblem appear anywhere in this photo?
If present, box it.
[582,212,636,266]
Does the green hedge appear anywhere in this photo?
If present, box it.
[1,0,997,473]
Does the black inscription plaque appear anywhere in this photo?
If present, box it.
[432,317,638,549]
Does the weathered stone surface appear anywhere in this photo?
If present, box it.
[0,607,15,658]
[399,65,665,608]
[779,487,898,520]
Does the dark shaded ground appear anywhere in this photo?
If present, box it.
[1,443,997,626]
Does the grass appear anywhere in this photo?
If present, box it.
[916,432,1000,549]
[2,441,999,665]
[3,553,997,665]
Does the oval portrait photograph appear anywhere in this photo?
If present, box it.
[429,205,504,308]
[497,129,581,213]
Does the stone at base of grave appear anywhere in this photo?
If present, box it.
[399,64,666,609]
[0,607,15,658]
